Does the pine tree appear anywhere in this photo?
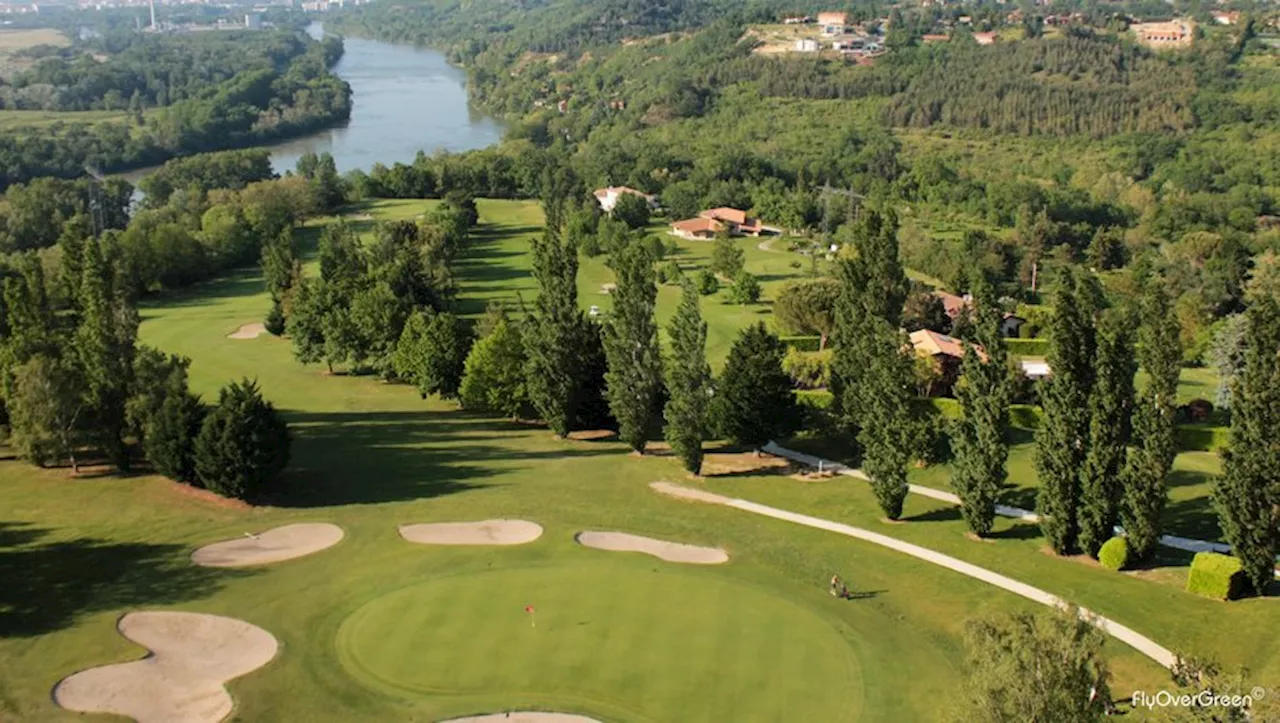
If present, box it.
[1122,281,1181,560]
[602,243,662,453]
[287,276,329,369]
[1078,313,1136,557]
[74,236,138,470]
[145,390,206,484]
[857,316,916,520]
[664,280,712,474]
[261,229,297,301]
[459,317,529,419]
[524,224,589,437]
[1214,297,1280,594]
[393,310,473,399]
[1035,267,1100,555]
[951,280,1011,536]
[709,232,745,279]
[712,323,800,451]
[194,379,290,501]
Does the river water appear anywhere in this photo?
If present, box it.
[121,22,503,183]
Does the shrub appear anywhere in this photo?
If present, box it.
[194,379,290,501]
[695,269,719,295]
[1186,552,1248,600]
[264,299,286,336]
[146,391,207,484]
[656,260,683,285]
[727,270,761,304]
[782,348,831,389]
[1098,537,1129,571]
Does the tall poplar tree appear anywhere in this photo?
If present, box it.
[1035,267,1100,555]
[858,316,916,520]
[75,236,138,470]
[1078,313,1136,557]
[951,279,1010,537]
[603,243,662,453]
[525,222,589,437]
[664,280,712,474]
[1122,281,1181,560]
[1214,297,1280,594]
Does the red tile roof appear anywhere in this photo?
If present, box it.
[672,217,722,234]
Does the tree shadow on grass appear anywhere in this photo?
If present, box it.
[1162,496,1224,544]
[902,505,962,523]
[0,521,249,638]
[987,522,1042,541]
[999,485,1038,513]
[274,409,627,507]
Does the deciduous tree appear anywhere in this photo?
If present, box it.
[602,244,662,453]
[664,280,712,474]
[773,278,839,349]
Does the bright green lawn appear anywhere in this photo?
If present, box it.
[1,198,1273,721]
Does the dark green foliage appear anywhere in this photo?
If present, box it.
[856,318,916,520]
[709,233,745,278]
[124,346,191,443]
[260,229,298,302]
[286,277,328,368]
[1078,313,1136,558]
[951,280,1010,537]
[727,270,760,305]
[712,323,799,450]
[602,243,662,453]
[194,379,290,501]
[961,606,1111,723]
[1122,282,1181,560]
[7,353,85,470]
[145,390,206,485]
[695,269,719,295]
[1214,297,1280,595]
[1185,552,1249,601]
[524,223,594,436]
[773,278,839,350]
[140,149,273,207]
[264,300,286,336]
[656,260,683,285]
[393,310,474,400]
[902,287,950,334]
[74,236,138,470]
[664,280,711,474]
[459,317,529,419]
[610,191,651,229]
[1035,267,1100,555]
[1097,537,1129,572]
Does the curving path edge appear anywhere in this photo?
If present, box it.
[762,441,1280,576]
[650,481,1177,668]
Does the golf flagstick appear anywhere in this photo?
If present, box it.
[525,604,535,628]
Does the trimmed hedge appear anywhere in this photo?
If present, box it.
[1098,537,1129,571]
[1007,338,1049,357]
[1186,552,1248,600]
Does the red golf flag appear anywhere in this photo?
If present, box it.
[525,605,534,613]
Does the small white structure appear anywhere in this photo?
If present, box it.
[592,186,657,213]
[245,12,262,29]
[795,38,820,52]
[1020,359,1051,380]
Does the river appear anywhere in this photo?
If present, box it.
[121,22,504,183]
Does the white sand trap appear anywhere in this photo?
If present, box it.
[53,611,278,723]
[576,530,729,564]
[399,519,543,546]
[440,715,601,723]
[226,322,266,340]
[191,523,344,567]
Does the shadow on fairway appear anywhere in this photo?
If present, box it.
[0,521,250,638]
[277,410,625,507]
[903,505,962,523]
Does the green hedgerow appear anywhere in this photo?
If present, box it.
[1098,537,1129,571]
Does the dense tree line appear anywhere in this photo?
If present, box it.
[0,32,350,190]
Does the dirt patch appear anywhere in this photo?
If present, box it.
[227,323,266,340]
[701,450,792,477]
[576,530,728,564]
[649,481,733,505]
[53,611,278,723]
[791,471,838,482]
[399,519,543,546]
[439,714,601,723]
[192,523,344,567]
[566,429,616,442]
[163,481,253,511]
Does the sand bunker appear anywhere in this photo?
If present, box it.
[576,530,729,564]
[439,715,601,723]
[226,322,266,340]
[399,519,543,546]
[191,523,344,567]
[54,611,278,723]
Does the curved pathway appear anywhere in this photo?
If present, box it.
[650,481,1176,668]
[762,441,1279,575]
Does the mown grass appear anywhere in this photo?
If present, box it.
[1,198,1271,721]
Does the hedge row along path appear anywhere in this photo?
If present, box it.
[761,442,1280,577]
[650,481,1178,669]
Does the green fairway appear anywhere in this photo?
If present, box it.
[337,563,862,721]
[3,197,1276,722]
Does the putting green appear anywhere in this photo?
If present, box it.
[336,563,863,722]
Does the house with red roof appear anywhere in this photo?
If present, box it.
[910,329,987,396]
[698,207,765,236]
[670,217,723,240]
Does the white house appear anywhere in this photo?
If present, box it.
[795,38,820,52]
[592,186,657,213]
